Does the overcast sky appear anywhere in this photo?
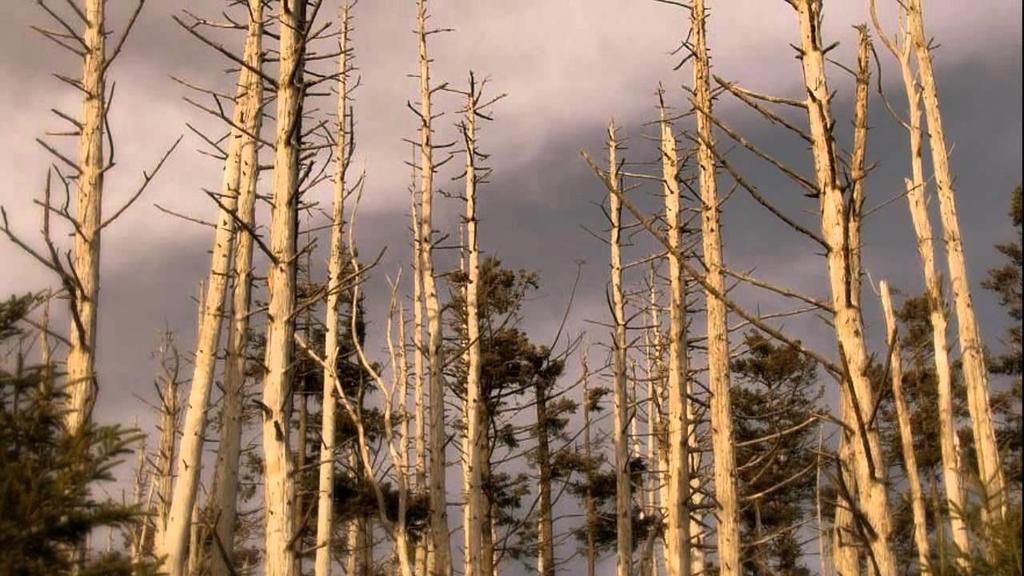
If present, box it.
[0,1,1020,573]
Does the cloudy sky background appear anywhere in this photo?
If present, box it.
[0,1,1020,573]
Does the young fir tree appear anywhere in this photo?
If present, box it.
[730,332,820,576]
[0,293,152,576]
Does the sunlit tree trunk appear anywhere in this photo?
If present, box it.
[154,335,182,538]
[879,281,932,572]
[793,2,895,572]
[690,2,739,572]
[155,4,266,570]
[660,98,693,576]
[65,0,106,434]
[607,121,633,576]
[905,0,1007,522]
[415,2,452,574]
[207,5,264,574]
[535,375,555,576]
[461,78,486,576]
[314,4,352,575]
[261,1,306,574]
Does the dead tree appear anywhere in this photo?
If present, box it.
[314,3,354,575]
[156,5,265,573]
[879,281,932,572]
[261,1,308,573]
[792,1,895,571]
[904,0,1007,523]
[868,0,971,561]
[687,2,740,572]
[413,2,452,573]
[606,121,634,576]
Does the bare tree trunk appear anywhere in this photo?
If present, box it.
[660,97,693,576]
[793,2,895,573]
[261,2,306,574]
[534,376,555,576]
[415,2,452,574]
[905,0,1007,522]
[155,334,182,541]
[155,6,266,570]
[410,160,431,576]
[879,281,932,572]
[314,4,352,575]
[461,76,486,576]
[65,0,106,434]
[208,6,264,575]
[582,347,597,576]
[832,401,860,576]
[689,2,739,573]
[607,121,633,576]
[873,6,973,557]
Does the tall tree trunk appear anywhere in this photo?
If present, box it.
[534,378,555,576]
[873,7,974,559]
[261,1,306,574]
[905,0,1007,522]
[607,121,633,576]
[155,6,265,571]
[582,347,597,576]
[415,2,452,573]
[410,158,431,576]
[689,2,739,573]
[879,281,932,572]
[314,4,352,575]
[793,2,895,573]
[660,97,693,576]
[65,0,106,434]
[462,77,486,576]
[206,6,264,575]
[155,335,181,538]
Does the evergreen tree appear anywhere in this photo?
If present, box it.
[730,332,821,576]
[0,293,150,576]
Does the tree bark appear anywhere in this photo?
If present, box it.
[905,0,1007,522]
[65,0,106,434]
[314,4,352,575]
[879,281,932,572]
[462,78,485,576]
[582,347,597,576]
[534,378,555,576]
[261,2,306,574]
[206,5,264,574]
[793,2,895,573]
[690,2,739,573]
[415,2,452,573]
[607,121,634,576]
[660,98,693,576]
[155,4,265,571]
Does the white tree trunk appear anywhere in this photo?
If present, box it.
[206,4,264,572]
[415,2,452,573]
[690,2,739,572]
[462,80,485,576]
[65,0,106,434]
[794,2,895,572]
[660,100,693,576]
[155,8,264,571]
[314,4,352,575]
[905,0,1007,522]
[607,121,634,576]
[261,2,305,574]
[879,281,932,572]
